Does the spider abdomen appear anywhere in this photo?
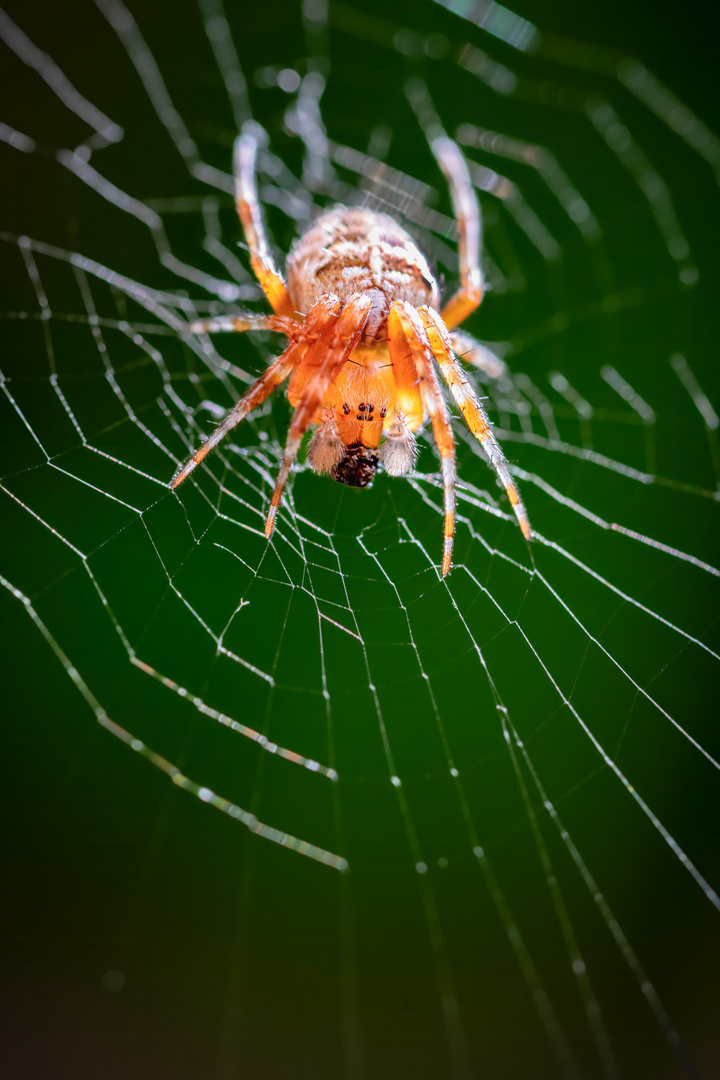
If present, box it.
[286,207,439,340]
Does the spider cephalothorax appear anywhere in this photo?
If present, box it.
[171,133,531,575]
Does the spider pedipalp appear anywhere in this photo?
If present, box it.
[378,414,418,477]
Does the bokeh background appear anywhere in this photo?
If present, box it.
[1,0,718,1077]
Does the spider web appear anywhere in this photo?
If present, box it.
[1,0,718,1076]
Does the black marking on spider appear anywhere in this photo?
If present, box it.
[330,443,379,488]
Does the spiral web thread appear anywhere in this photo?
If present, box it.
[1,0,718,1075]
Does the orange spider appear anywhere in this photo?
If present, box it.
[171,133,531,575]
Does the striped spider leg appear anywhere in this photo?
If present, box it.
[420,306,532,545]
[387,301,458,576]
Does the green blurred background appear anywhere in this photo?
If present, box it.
[1,0,718,1076]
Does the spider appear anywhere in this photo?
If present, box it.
[171,133,531,575]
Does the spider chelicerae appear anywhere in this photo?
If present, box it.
[171,133,531,575]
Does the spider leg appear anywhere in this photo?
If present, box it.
[388,300,457,577]
[187,313,302,336]
[419,306,531,541]
[235,133,295,317]
[264,293,372,538]
[171,303,335,489]
[432,137,483,331]
[171,350,298,489]
[449,329,508,382]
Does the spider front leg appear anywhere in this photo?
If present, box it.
[449,329,509,382]
[172,310,303,487]
[171,340,300,489]
[432,137,483,331]
[420,307,531,542]
[171,305,327,488]
[264,293,372,538]
[388,300,457,577]
[187,313,300,336]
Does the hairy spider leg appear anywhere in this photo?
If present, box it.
[170,309,329,489]
[235,133,295,318]
[448,329,509,381]
[388,300,457,577]
[186,313,300,336]
[432,137,483,331]
[419,306,532,542]
[171,348,298,489]
[264,293,372,538]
